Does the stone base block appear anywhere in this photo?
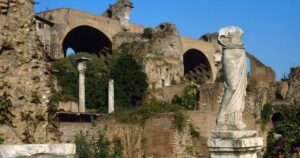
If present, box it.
[0,144,76,158]
[207,131,263,158]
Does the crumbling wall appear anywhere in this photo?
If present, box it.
[58,113,199,158]
[113,22,184,89]
[0,0,57,144]
[286,67,300,103]
[102,0,133,31]
[247,53,276,88]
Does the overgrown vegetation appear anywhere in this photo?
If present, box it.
[75,131,90,158]
[112,100,183,126]
[20,109,45,143]
[260,103,273,131]
[51,52,108,109]
[189,123,200,139]
[281,74,289,82]
[75,130,124,158]
[142,27,154,39]
[0,92,15,127]
[30,91,41,104]
[173,112,186,132]
[0,133,4,144]
[172,85,197,110]
[263,104,300,158]
[109,54,148,107]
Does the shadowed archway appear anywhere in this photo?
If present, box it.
[183,49,212,83]
[62,25,112,64]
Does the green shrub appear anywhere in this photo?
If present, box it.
[0,92,15,127]
[281,74,289,81]
[142,27,154,39]
[52,52,108,109]
[75,131,90,158]
[30,91,41,104]
[95,131,111,158]
[264,105,300,158]
[172,85,197,110]
[173,112,186,132]
[189,123,200,139]
[109,54,148,107]
[47,93,60,117]
[112,100,182,125]
[112,136,124,158]
[0,134,4,144]
[260,103,273,124]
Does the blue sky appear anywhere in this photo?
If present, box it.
[35,0,300,80]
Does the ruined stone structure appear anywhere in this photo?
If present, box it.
[0,1,280,157]
[102,0,134,31]
[35,8,219,89]
[0,0,58,144]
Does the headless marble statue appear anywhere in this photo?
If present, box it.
[216,26,247,131]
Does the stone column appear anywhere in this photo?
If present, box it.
[108,79,114,113]
[76,57,90,113]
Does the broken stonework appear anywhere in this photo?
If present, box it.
[0,0,58,143]
[275,81,289,99]
[0,144,76,158]
[0,0,9,15]
[287,67,300,103]
[113,22,183,89]
[102,0,134,31]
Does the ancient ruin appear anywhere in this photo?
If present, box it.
[1,0,297,157]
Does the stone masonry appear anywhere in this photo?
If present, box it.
[0,0,57,144]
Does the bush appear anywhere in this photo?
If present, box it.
[112,100,183,125]
[142,27,154,39]
[264,104,300,158]
[172,85,197,110]
[173,112,186,132]
[0,92,15,127]
[75,131,90,158]
[109,54,148,107]
[52,52,108,109]
[0,134,4,144]
[75,130,124,158]
[94,130,111,158]
[112,136,124,158]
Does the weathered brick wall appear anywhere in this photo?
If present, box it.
[58,113,202,158]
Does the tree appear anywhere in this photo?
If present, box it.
[109,54,148,107]
[51,52,108,109]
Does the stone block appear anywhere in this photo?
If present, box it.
[0,144,76,158]
[207,131,263,158]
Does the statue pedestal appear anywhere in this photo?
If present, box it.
[207,131,263,158]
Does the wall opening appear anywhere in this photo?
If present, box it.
[65,48,75,57]
[62,25,112,64]
[183,49,212,83]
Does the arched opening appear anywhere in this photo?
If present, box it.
[65,48,75,57]
[62,25,112,64]
[183,49,212,83]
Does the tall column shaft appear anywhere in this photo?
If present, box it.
[108,79,114,113]
[79,72,85,113]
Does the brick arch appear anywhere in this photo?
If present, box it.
[183,48,213,83]
[62,25,112,60]
[37,8,123,59]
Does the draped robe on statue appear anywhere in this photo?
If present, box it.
[216,26,247,130]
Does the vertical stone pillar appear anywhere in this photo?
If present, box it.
[76,57,90,113]
[108,79,114,113]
